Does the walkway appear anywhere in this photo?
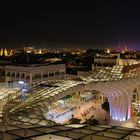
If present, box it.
[48,98,108,124]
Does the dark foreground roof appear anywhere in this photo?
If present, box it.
[0,123,140,140]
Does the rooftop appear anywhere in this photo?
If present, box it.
[0,124,140,140]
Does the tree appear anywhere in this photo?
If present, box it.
[69,118,81,124]
[84,116,99,125]
[102,99,110,112]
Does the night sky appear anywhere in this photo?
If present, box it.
[0,1,140,50]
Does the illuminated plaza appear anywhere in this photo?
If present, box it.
[0,61,139,139]
[0,61,139,124]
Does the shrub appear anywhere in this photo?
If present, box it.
[69,118,81,124]
[102,100,110,112]
[85,118,99,125]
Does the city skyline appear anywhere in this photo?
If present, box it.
[0,1,140,138]
[0,1,140,50]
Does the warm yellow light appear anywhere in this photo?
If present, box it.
[0,49,3,56]
[39,49,42,54]
[4,49,8,56]
[107,49,110,53]
[27,50,31,53]
[9,49,13,56]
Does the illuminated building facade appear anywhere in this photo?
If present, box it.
[4,64,66,84]
[94,54,140,68]
[0,49,13,57]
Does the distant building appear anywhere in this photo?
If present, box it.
[3,64,66,84]
[93,53,140,70]
[94,57,117,66]
[0,48,14,56]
